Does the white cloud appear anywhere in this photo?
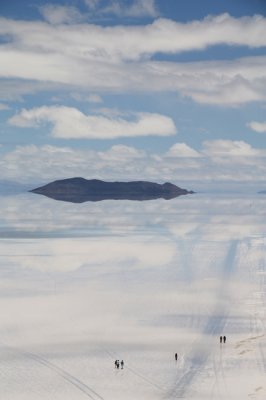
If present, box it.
[148,57,266,106]
[2,14,266,63]
[1,54,266,106]
[166,143,201,158]
[8,106,177,139]
[202,140,262,157]
[126,0,158,17]
[1,15,266,105]
[99,144,146,161]
[1,141,266,186]
[39,4,84,24]
[247,121,266,133]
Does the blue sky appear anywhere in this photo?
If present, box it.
[1,0,266,190]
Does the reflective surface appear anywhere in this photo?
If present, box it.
[0,192,265,399]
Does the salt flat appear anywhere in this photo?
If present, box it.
[0,193,265,399]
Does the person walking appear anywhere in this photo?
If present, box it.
[220,336,223,343]
[223,335,226,343]
[175,353,178,361]
[121,360,124,369]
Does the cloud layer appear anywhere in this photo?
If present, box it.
[1,140,266,187]
[1,14,266,105]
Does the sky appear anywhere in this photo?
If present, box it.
[1,0,266,190]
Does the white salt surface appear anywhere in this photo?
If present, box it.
[0,193,265,399]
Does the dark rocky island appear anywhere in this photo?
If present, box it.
[30,178,193,203]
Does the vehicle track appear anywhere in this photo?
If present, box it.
[24,351,105,400]
[165,240,238,399]
[1,343,105,400]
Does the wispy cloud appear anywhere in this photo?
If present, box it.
[84,0,101,11]
[71,93,103,103]
[39,4,84,24]
[8,106,177,139]
[100,0,158,18]
[0,103,10,111]
[38,0,159,24]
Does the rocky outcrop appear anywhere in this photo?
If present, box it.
[30,178,194,203]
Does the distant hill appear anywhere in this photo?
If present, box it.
[258,190,266,194]
[30,178,194,203]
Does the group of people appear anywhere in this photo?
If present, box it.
[115,340,227,370]
[220,335,227,343]
[114,360,124,369]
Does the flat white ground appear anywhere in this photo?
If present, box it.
[0,193,265,399]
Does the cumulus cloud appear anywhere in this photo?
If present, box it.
[166,143,201,158]
[8,106,176,139]
[247,121,266,133]
[1,141,266,186]
[202,140,262,157]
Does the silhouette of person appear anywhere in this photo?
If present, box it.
[223,335,226,343]
[175,353,178,361]
[117,360,120,368]
[220,336,222,343]
[121,360,124,369]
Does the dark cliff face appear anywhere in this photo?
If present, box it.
[30,178,194,203]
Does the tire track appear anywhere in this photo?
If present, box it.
[166,240,238,399]
[0,343,105,400]
[24,351,105,400]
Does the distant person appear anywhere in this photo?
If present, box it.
[220,336,222,344]
[121,360,124,369]
[223,336,226,343]
[175,353,178,361]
